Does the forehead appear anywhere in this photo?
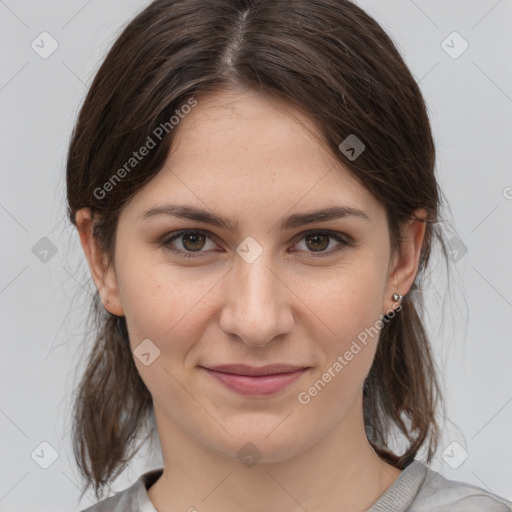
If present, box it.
[171,88,333,173]
[123,89,385,224]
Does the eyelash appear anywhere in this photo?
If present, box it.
[161,229,350,259]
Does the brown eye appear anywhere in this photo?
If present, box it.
[162,230,217,258]
[293,230,349,257]
[162,229,349,260]
[181,232,207,251]
[304,233,330,252]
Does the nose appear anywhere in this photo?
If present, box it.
[219,251,295,348]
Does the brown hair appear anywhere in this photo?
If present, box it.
[66,0,449,500]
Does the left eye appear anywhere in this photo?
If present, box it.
[293,231,347,254]
[161,229,348,258]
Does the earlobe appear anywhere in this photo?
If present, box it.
[75,208,125,316]
[384,208,427,312]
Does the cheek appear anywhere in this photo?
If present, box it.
[307,256,388,341]
[114,251,214,402]
[116,238,210,324]
[301,256,388,392]
[297,298,383,419]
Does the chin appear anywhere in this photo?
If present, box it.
[204,421,316,466]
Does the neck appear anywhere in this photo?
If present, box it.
[147,392,402,512]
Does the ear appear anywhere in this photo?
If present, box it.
[383,208,427,314]
[75,208,124,316]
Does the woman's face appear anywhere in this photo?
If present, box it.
[98,89,418,463]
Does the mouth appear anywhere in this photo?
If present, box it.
[199,364,310,396]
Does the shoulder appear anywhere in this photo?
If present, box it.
[79,468,163,512]
[79,483,139,512]
[80,492,126,512]
[410,462,512,511]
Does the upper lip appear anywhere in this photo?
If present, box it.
[202,364,308,376]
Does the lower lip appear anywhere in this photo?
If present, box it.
[202,368,308,396]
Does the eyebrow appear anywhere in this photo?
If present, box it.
[140,204,369,231]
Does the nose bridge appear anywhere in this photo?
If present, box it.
[219,248,293,346]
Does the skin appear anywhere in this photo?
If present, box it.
[76,88,427,512]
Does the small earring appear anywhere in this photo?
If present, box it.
[392,293,403,302]
[103,297,110,304]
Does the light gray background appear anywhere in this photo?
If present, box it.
[0,1,511,510]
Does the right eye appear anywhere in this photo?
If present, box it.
[161,229,219,258]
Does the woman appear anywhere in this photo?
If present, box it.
[66,0,512,510]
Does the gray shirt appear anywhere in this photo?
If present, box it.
[80,460,512,511]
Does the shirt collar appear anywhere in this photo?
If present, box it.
[127,461,427,512]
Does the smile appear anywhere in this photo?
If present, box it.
[201,367,309,396]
